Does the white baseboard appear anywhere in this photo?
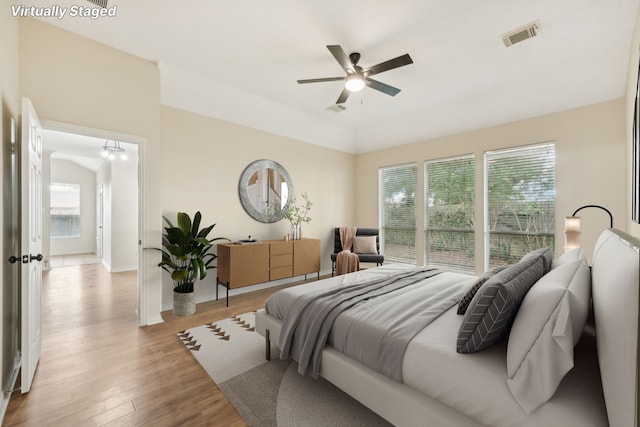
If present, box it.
[145,314,164,325]
[50,249,97,256]
[110,265,138,273]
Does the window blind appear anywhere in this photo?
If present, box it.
[485,143,555,267]
[379,163,417,264]
[424,155,475,273]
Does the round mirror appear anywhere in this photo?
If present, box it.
[238,159,294,223]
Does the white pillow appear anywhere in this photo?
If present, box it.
[551,247,585,269]
[506,258,591,413]
[352,236,377,254]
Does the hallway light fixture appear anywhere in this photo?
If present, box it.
[564,204,613,252]
[101,140,127,161]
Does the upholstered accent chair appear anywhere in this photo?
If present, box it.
[331,227,384,276]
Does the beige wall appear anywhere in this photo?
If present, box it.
[159,107,355,309]
[356,99,626,268]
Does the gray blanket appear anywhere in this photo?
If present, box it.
[277,267,471,382]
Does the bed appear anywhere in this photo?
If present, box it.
[255,228,639,427]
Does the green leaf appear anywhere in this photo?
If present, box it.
[171,269,188,283]
[192,211,202,238]
[177,212,192,236]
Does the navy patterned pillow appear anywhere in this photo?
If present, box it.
[456,257,544,353]
[457,266,506,315]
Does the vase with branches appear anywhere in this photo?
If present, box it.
[282,192,312,240]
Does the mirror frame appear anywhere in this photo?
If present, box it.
[238,159,294,223]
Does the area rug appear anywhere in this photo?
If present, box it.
[177,312,392,426]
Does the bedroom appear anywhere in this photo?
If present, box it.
[0,1,638,425]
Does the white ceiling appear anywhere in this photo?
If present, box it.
[34,0,640,153]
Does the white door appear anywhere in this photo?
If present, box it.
[20,98,43,394]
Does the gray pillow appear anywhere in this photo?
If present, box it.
[457,266,506,315]
[456,256,545,353]
[520,247,553,274]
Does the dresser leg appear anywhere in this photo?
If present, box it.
[265,329,271,361]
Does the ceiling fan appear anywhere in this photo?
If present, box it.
[297,45,414,104]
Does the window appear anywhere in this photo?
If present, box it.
[485,143,555,267]
[50,183,81,238]
[424,155,475,272]
[380,163,417,264]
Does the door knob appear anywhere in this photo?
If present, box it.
[8,256,19,264]
[30,254,43,262]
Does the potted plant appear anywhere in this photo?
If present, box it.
[156,211,228,316]
[282,192,312,239]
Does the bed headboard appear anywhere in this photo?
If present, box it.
[591,228,640,427]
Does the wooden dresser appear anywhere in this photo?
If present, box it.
[216,238,320,306]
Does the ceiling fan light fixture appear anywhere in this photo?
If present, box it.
[297,45,412,104]
[345,74,365,92]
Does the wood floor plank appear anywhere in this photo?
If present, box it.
[3,263,311,426]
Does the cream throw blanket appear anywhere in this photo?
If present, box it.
[336,227,359,275]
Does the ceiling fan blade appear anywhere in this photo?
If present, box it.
[365,78,401,96]
[336,87,350,104]
[327,45,355,74]
[297,77,345,84]
[365,54,413,76]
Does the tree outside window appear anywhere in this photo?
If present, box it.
[424,156,475,272]
[485,143,555,267]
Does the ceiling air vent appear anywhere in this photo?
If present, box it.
[86,0,108,8]
[501,21,540,47]
[327,104,347,113]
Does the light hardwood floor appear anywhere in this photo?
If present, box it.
[3,263,304,426]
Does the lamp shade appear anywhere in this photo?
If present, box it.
[564,216,581,252]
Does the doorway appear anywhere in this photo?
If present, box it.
[37,120,147,326]
[42,128,139,273]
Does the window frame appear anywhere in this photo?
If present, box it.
[379,163,418,265]
[50,182,82,239]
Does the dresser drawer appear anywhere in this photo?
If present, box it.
[271,253,293,268]
[270,265,293,280]
[270,241,293,255]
